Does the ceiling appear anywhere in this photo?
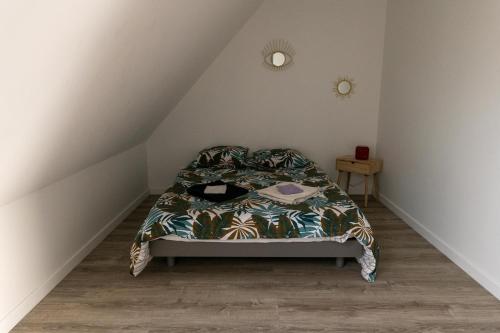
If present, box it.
[0,0,262,205]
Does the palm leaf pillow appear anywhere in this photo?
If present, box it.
[195,145,249,169]
[250,148,311,169]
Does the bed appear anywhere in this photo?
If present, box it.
[130,147,379,282]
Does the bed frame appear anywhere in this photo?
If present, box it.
[149,238,363,268]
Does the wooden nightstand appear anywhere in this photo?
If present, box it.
[336,155,383,208]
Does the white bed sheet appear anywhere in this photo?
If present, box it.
[160,234,347,243]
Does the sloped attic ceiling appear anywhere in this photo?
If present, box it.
[0,0,263,205]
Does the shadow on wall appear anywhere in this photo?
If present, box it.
[0,0,262,206]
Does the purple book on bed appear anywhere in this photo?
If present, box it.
[277,183,304,195]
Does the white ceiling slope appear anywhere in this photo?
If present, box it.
[0,0,262,205]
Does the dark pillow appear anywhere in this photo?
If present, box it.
[195,145,249,169]
[187,180,248,202]
[250,148,311,169]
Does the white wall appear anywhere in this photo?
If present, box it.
[147,0,387,194]
[0,144,148,332]
[0,0,262,206]
[0,1,262,329]
[378,0,500,299]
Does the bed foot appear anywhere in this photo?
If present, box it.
[167,257,175,267]
[335,257,345,268]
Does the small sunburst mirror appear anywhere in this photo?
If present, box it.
[271,52,286,66]
[262,39,295,71]
[334,77,355,98]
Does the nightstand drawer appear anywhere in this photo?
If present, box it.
[336,160,371,174]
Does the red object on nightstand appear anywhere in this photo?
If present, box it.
[355,146,369,160]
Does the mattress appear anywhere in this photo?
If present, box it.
[160,234,345,243]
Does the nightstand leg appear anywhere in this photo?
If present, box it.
[372,173,379,201]
[336,171,342,187]
[364,175,369,207]
[346,172,351,194]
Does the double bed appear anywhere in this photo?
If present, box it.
[130,147,379,282]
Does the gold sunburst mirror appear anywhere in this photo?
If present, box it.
[262,39,295,71]
[334,77,355,98]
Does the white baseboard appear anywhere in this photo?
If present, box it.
[0,189,150,333]
[379,193,500,300]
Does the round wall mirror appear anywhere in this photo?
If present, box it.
[334,77,355,98]
[262,39,295,71]
[272,52,286,67]
[337,80,352,95]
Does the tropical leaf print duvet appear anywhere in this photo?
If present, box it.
[130,162,379,282]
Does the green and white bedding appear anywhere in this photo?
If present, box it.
[130,162,379,282]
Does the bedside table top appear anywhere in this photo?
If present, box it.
[337,155,382,163]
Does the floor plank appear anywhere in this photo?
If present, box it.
[12,195,500,332]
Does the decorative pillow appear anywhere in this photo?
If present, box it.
[250,148,311,169]
[195,145,249,169]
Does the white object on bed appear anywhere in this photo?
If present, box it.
[257,182,319,204]
[204,184,227,194]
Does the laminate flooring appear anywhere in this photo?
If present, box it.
[12,195,500,332]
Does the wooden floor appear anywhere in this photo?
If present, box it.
[13,195,500,332]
